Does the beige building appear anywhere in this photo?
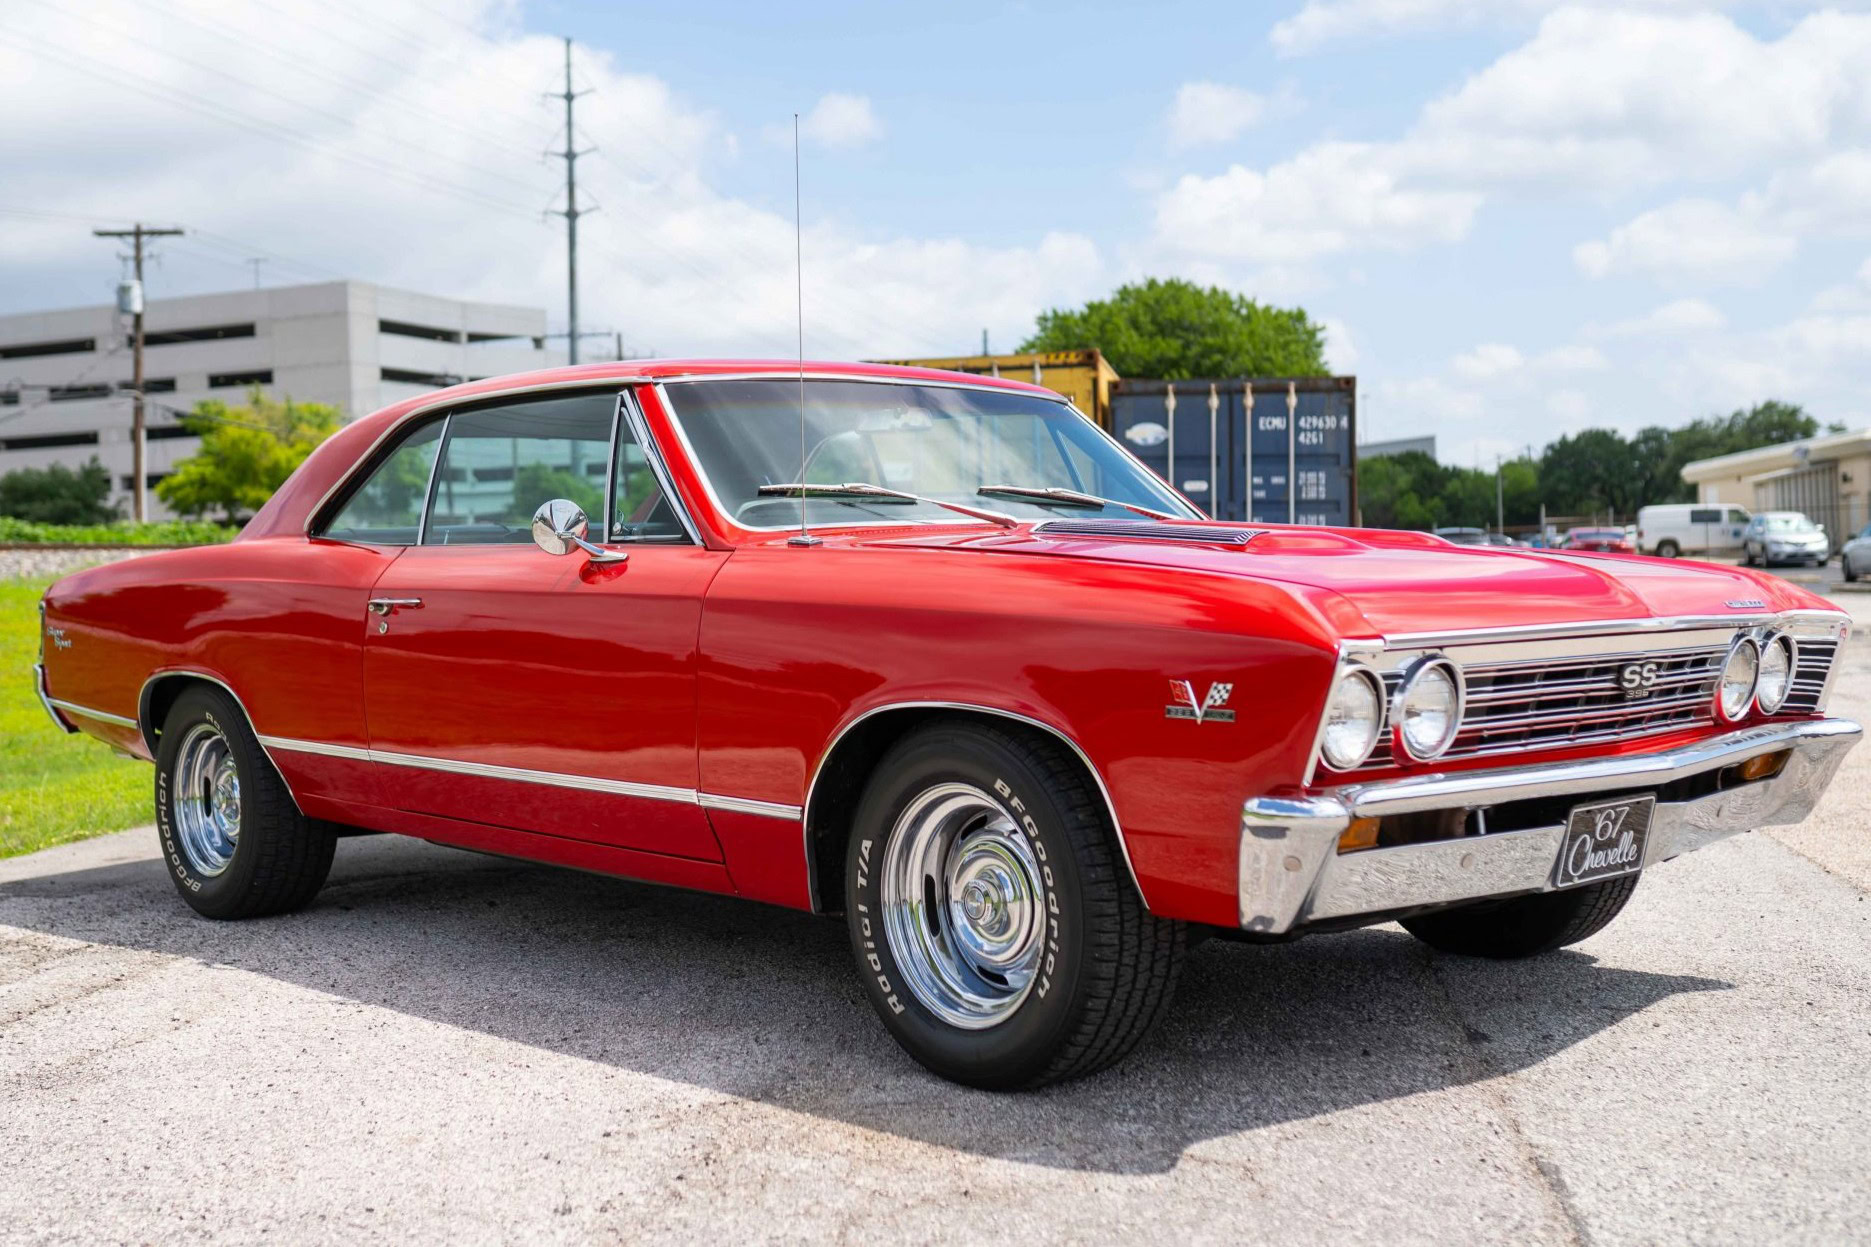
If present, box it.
[1681,429,1871,539]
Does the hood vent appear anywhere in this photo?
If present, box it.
[1032,518,1267,547]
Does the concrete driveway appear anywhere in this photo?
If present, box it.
[5,615,1871,1244]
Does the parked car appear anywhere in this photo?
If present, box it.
[1483,532,1524,548]
[1840,524,1871,581]
[1563,527,1634,553]
[1433,526,1488,545]
[1637,503,1751,558]
[34,361,1860,1089]
[1743,511,1829,566]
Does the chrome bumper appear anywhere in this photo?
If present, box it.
[1239,718,1861,934]
[33,663,77,734]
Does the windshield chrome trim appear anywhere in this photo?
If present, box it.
[619,386,703,546]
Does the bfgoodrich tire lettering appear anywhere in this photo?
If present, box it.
[155,686,335,920]
[1399,874,1639,959]
[845,718,1185,1089]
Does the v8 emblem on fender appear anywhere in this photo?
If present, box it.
[1166,679,1235,723]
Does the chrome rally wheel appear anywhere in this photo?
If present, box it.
[172,722,242,877]
[845,719,1186,1090]
[879,782,1045,1030]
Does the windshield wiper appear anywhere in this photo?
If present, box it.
[757,482,1019,529]
[976,484,1183,521]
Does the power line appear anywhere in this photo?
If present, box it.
[93,223,184,523]
[550,38,594,365]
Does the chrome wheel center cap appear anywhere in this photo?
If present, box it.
[211,764,241,835]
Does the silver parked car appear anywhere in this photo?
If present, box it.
[1742,511,1829,567]
[1840,523,1871,581]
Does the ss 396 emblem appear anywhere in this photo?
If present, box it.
[1617,660,1659,700]
[1166,679,1234,723]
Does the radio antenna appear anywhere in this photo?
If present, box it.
[788,112,820,547]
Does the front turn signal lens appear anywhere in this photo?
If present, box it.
[1337,817,1381,854]
[1737,750,1789,782]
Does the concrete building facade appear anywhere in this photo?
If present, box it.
[0,281,562,517]
[1681,428,1871,540]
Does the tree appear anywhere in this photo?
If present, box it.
[156,389,341,524]
[1020,278,1329,378]
[0,457,118,524]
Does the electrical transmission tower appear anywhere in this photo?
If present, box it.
[93,223,183,522]
[550,37,595,364]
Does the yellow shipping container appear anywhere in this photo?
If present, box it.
[872,349,1120,429]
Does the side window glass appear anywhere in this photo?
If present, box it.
[425,394,615,545]
[321,419,443,545]
[611,412,688,541]
[1689,508,1720,524]
[1728,509,1749,524]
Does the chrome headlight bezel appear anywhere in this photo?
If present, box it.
[1393,656,1465,762]
[1318,666,1385,772]
[1754,632,1797,715]
[1716,635,1761,723]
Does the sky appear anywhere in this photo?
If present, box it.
[3,0,1870,466]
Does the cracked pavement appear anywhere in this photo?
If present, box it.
[4,603,1871,1244]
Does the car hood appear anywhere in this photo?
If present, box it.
[868,522,1822,638]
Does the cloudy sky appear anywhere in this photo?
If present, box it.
[3,0,1870,464]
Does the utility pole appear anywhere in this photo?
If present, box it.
[1495,455,1504,534]
[550,37,594,364]
[94,224,183,522]
[981,329,989,356]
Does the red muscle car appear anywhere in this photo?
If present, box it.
[1563,527,1635,553]
[34,361,1860,1089]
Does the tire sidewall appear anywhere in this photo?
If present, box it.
[155,688,266,914]
[845,729,1090,1087]
[1657,540,1679,558]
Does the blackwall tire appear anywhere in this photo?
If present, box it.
[1655,540,1680,558]
[1845,555,1858,582]
[1400,874,1639,959]
[845,719,1185,1089]
[155,686,335,920]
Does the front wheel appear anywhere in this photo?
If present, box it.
[845,720,1185,1089]
[1400,875,1639,959]
[1845,554,1858,582]
[1655,539,1680,558]
[155,686,335,919]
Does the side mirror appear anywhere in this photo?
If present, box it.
[531,499,627,564]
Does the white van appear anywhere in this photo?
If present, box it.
[1636,503,1751,557]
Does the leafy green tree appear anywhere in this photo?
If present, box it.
[0,457,117,524]
[507,463,601,525]
[156,389,341,524]
[1020,278,1329,378]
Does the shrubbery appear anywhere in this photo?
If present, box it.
[0,518,237,546]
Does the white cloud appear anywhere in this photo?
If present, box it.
[797,92,883,150]
[1320,315,1358,371]
[1452,343,1524,380]
[1150,142,1480,264]
[1573,199,1797,282]
[0,3,1101,364]
[1599,298,1728,336]
[1450,341,1603,380]
[1268,0,1844,56]
[1167,82,1267,149]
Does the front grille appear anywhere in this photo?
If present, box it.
[1345,635,1832,773]
[1783,638,1838,713]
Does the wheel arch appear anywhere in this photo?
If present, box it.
[800,701,1147,916]
[138,669,303,812]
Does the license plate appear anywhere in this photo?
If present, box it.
[1552,796,1654,890]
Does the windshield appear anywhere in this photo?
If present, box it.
[1764,514,1818,532]
[663,378,1195,529]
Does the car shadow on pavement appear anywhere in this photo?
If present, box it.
[0,833,1731,1176]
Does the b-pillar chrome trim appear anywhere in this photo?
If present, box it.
[1241,717,1860,934]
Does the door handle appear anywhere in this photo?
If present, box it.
[367,598,423,616]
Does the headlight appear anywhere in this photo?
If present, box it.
[1395,657,1463,761]
[1755,633,1795,714]
[1319,668,1383,771]
[1717,637,1760,722]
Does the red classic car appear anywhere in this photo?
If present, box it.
[34,361,1860,1089]
[1563,527,1635,553]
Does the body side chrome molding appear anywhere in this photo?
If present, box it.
[33,664,78,733]
[135,669,306,813]
[47,699,138,729]
[800,700,1149,914]
[255,734,801,819]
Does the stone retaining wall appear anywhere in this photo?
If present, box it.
[0,547,185,582]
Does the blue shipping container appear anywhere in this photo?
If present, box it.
[1109,376,1357,526]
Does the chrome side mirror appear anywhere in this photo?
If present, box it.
[531,499,627,564]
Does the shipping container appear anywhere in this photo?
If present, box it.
[1109,375,1357,527]
[872,349,1119,429]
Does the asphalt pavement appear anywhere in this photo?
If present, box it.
[4,606,1871,1244]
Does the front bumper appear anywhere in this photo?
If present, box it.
[1239,718,1860,934]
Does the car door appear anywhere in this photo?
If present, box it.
[360,388,730,860]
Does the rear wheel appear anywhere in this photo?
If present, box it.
[1655,539,1680,558]
[1400,875,1639,959]
[845,719,1185,1089]
[1845,553,1858,582]
[155,686,334,919]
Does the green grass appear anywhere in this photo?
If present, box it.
[0,517,237,546]
[2,577,151,858]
